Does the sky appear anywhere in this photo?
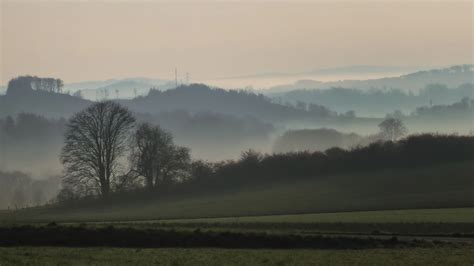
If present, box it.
[1,1,473,85]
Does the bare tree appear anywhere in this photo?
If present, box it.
[60,101,135,197]
[129,123,190,190]
[378,117,407,141]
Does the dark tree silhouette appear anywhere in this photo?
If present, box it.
[129,123,190,190]
[60,101,135,197]
[6,76,65,95]
[240,149,263,164]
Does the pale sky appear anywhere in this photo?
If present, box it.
[1,1,473,85]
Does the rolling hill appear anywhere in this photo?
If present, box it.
[266,65,474,94]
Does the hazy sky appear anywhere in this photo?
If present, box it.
[1,1,473,84]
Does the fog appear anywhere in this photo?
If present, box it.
[2,2,474,261]
[200,68,415,90]
[1,70,472,182]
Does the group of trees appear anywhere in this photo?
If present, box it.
[59,101,414,200]
[59,101,191,199]
[59,100,473,206]
[7,76,64,95]
[171,134,474,195]
[129,123,191,189]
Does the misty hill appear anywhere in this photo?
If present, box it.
[123,84,334,123]
[221,65,418,83]
[266,65,474,94]
[0,88,90,118]
[138,111,274,160]
[271,83,474,117]
[2,77,335,123]
[403,97,474,134]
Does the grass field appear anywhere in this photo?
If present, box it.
[2,161,473,223]
[1,247,474,266]
[67,208,473,236]
[161,208,474,224]
[1,162,473,264]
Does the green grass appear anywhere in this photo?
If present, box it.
[1,247,474,266]
[2,161,473,223]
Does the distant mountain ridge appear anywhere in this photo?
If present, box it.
[220,65,421,80]
[1,65,472,120]
[265,65,474,94]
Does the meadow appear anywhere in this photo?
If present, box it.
[1,161,473,264]
[3,161,473,224]
[1,246,474,266]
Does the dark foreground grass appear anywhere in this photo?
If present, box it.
[1,246,474,266]
[126,221,474,236]
[0,224,437,249]
[161,208,474,224]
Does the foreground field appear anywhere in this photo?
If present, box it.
[1,246,474,266]
[76,208,474,236]
[162,207,474,224]
[1,164,473,265]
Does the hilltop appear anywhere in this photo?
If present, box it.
[0,80,334,123]
[123,84,333,122]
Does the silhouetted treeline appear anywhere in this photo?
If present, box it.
[6,76,64,95]
[181,134,474,191]
[56,133,474,204]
